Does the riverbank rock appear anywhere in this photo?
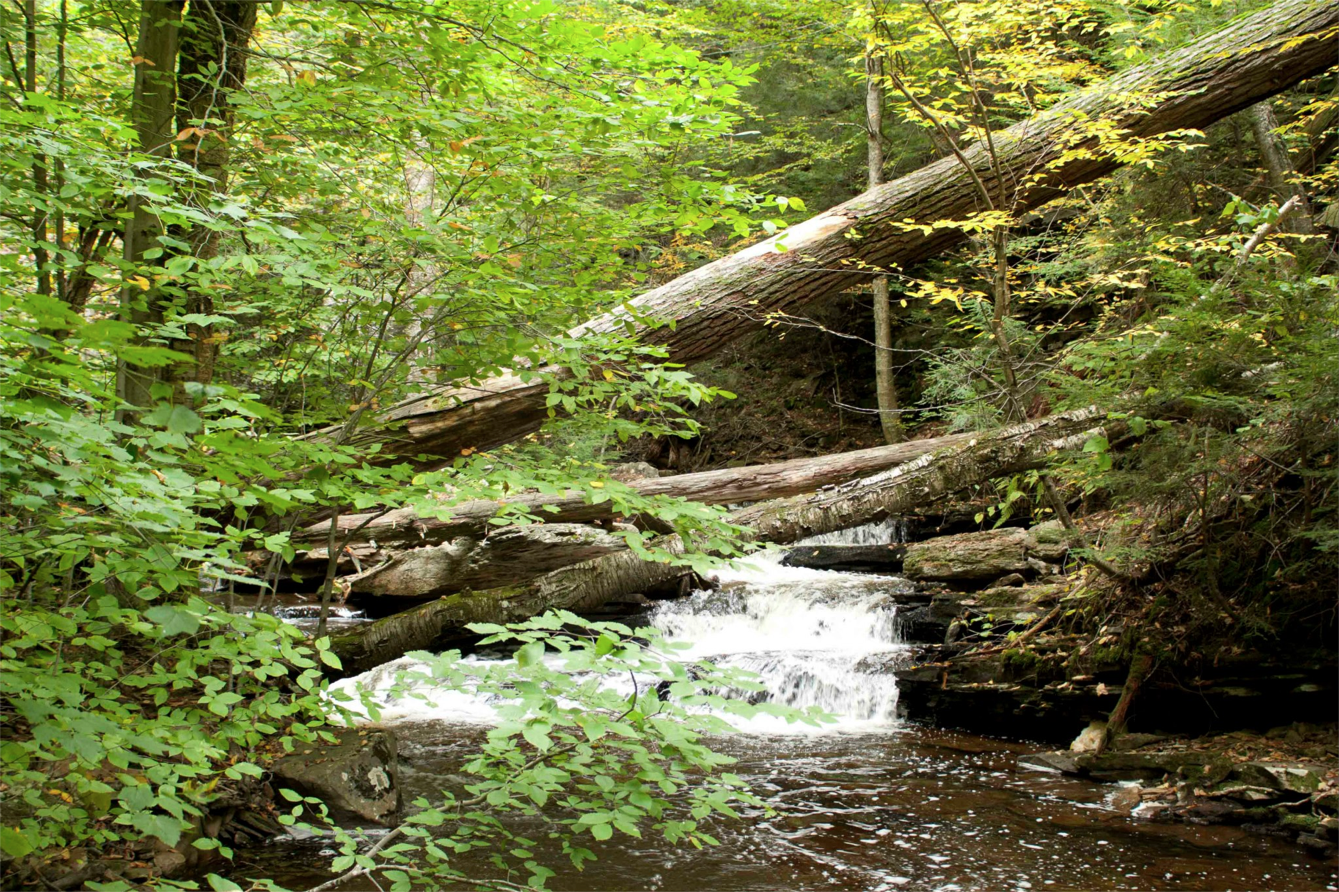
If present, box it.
[270,728,401,825]
[1028,520,1071,563]
[780,544,907,572]
[1020,728,1339,856]
[610,461,666,481]
[902,528,1032,583]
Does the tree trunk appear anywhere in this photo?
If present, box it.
[324,408,1111,675]
[118,0,185,416]
[171,0,259,391]
[302,0,1337,464]
[866,45,902,444]
[325,546,688,678]
[291,430,979,554]
[1247,101,1315,237]
[731,409,1109,543]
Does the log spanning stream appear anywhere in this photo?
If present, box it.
[247,527,1337,892]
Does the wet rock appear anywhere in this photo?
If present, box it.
[780,543,908,573]
[1106,732,1168,752]
[903,528,1032,583]
[1230,762,1326,795]
[1019,751,1081,774]
[992,573,1026,588]
[610,461,665,482]
[271,728,401,825]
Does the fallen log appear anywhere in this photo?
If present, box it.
[326,408,1113,675]
[292,430,977,555]
[325,546,688,678]
[341,524,627,601]
[306,0,1336,464]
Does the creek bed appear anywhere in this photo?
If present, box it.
[237,723,1336,892]
[237,548,1338,891]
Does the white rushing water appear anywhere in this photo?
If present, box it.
[332,527,911,734]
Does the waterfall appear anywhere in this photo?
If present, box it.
[657,550,908,730]
[794,517,908,546]
[332,550,909,733]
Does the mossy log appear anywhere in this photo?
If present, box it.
[326,546,686,678]
[304,0,1337,465]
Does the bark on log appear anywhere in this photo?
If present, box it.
[326,409,1111,675]
[341,524,628,600]
[325,546,687,678]
[293,430,977,554]
[305,0,1337,464]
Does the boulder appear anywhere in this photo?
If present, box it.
[902,528,1032,583]
[1028,520,1071,563]
[1230,762,1327,795]
[610,461,665,482]
[780,544,907,573]
[348,524,627,600]
[271,728,401,824]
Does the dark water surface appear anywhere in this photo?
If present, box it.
[236,721,1337,892]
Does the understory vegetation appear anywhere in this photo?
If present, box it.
[0,0,1334,889]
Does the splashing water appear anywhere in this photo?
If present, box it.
[332,548,911,733]
[657,549,909,730]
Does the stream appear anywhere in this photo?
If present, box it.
[247,532,1338,892]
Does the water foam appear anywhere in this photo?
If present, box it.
[331,550,909,734]
[794,517,908,547]
[654,550,908,731]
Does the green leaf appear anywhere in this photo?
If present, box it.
[144,604,201,637]
[591,822,613,841]
[206,875,243,892]
[0,827,34,859]
[167,405,203,434]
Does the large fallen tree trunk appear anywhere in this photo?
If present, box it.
[293,430,978,556]
[307,0,1336,464]
[326,409,1112,676]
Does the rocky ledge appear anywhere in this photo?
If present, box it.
[1022,723,1338,856]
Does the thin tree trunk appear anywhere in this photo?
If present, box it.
[23,0,50,299]
[1096,650,1155,755]
[171,0,258,392]
[1247,100,1315,239]
[866,45,902,444]
[300,0,1337,464]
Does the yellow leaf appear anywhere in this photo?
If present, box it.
[589,481,604,489]
[460,447,475,456]
[602,369,615,381]
[131,276,151,291]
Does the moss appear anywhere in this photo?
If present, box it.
[1001,648,1041,676]
[1279,813,1321,833]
